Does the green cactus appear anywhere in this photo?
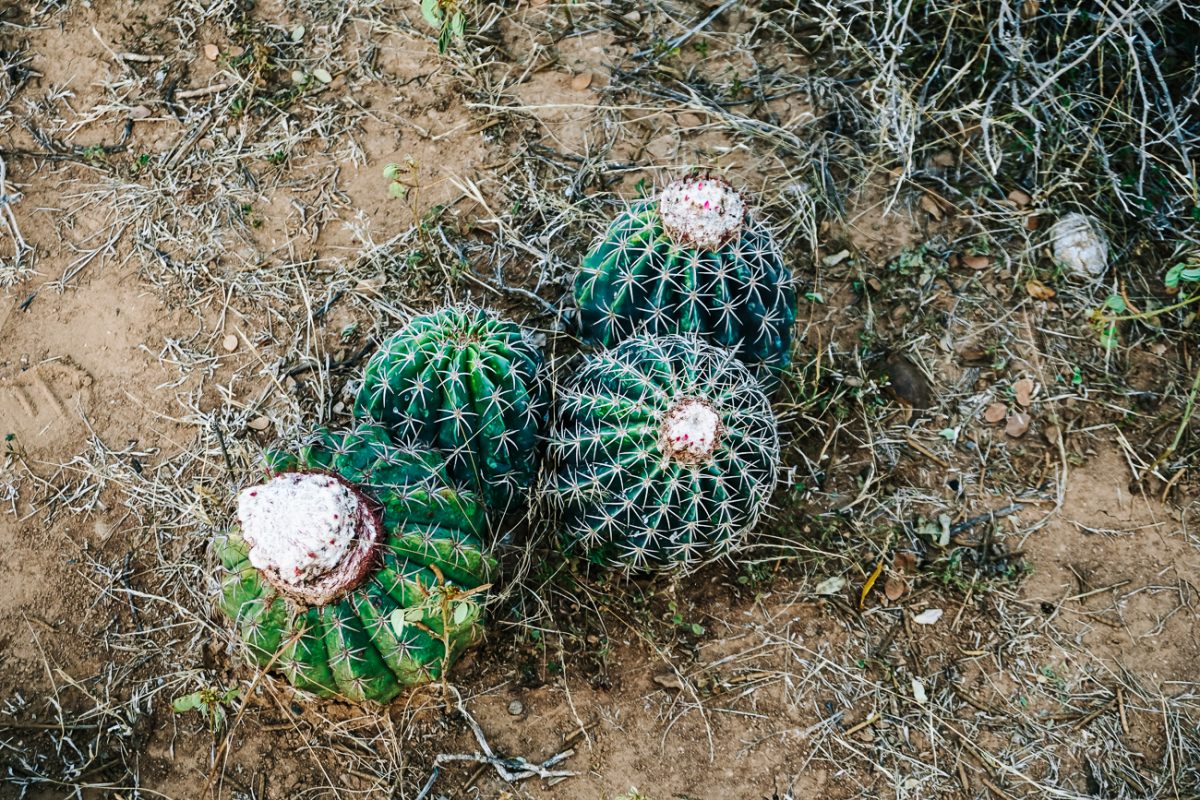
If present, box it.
[354,305,548,514]
[546,334,780,572]
[215,422,495,704]
[574,175,796,386]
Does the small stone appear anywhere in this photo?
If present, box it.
[1026,278,1055,300]
[248,416,271,431]
[222,334,239,352]
[822,249,851,267]
[623,10,641,22]
[1043,425,1061,445]
[963,255,991,269]
[130,105,153,119]
[983,403,1007,424]
[229,45,245,57]
[198,137,215,151]
[570,71,593,91]
[204,44,220,61]
[1007,188,1031,207]
[932,150,956,167]
[507,700,524,716]
[678,112,702,128]
[1005,412,1031,438]
[884,574,906,601]
[312,67,333,84]
[333,401,345,414]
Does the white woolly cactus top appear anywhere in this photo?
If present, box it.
[1050,212,1109,278]
[237,472,380,605]
[659,176,746,251]
[661,397,721,463]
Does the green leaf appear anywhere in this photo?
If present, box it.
[172,692,202,713]
[404,605,428,623]
[1103,294,1126,313]
[689,623,705,636]
[382,163,402,180]
[291,25,305,42]
[388,182,408,199]
[450,10,466,36]
[421,0,443,26]
[452,600,472,625]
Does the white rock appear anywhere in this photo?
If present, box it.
[1050,212,1108,278]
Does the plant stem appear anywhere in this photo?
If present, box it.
[1152,360,1200,472]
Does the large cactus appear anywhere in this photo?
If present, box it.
[354,305,548,513]
[546,334,780,572]
[574,176,796,385]
[214,422,494,704]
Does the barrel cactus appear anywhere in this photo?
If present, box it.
[214,422,495,703]
[546,334,780,572]
[354,305,548,513]
[574,175,796,385]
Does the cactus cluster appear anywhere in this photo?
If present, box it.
[575,176,796,385]
[215,423,494,703]
[354,305,548,513]
[546,334,780,572]
[213,175,794,703]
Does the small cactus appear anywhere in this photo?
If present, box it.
[546,334,780,572]
[354,305,549,513]
[575,175,797,386]
[215,422,494,704]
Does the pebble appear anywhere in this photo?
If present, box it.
[130,105,153,120]
[204,44,219,61]
[507,700,524,716]
[1005,412,1032,438]
[222,334,239,352]
[570,72,593,91]
[248,416,270,431]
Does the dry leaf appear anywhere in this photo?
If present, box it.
[920,194,942,221]
[860,557,885,608]
[1043,424,1061,445]
[1014,378,1035,406]
[1026,278,1055,300]
[894,551,919,573]
[1025,214,1041,231]
[912,608,944,625]
[884,574,907,601]
[203,43,219,61]
[932,150,956,167]
[130,105,153,120]
[983,402,1007,423]
[678,112,702,128]
[912,678,927,704]
[570,72,593,91]
[963,255,991,269]
[248,416,271,431]
[1005,412,1031,438]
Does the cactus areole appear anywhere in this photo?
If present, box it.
[661,397,721,463]
[237,472,381,606]
[658,176,746,251]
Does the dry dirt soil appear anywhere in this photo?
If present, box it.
[1,2,1198,799]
